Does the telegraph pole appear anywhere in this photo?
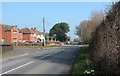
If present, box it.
[43,17,46,46]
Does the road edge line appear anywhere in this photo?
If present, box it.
[1,61,34,75]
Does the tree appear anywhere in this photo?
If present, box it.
[49,22,70,42]
[76,10,105,43]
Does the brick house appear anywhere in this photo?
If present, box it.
[0,24,19,45]
[0,25,7,44]
[30,28,45,42]
[0,24,46,46]
[45,33,54,42]
[0,26,2,43]
[21,28,34,42]
[18,29,23,42]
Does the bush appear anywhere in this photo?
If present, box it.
[89,1,120,75]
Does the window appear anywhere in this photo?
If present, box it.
[13,31,17,34]
[13,38,17,42]
[2,38,5,42]
[12,30,17,34]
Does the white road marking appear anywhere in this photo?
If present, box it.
[40,54,51,59]
[41,56,46,59]
[40,49,64,59]
[2,53,29,61]
[46,55,50,57]
[1,61,34,75]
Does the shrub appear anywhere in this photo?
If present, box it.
[89,1,120,75]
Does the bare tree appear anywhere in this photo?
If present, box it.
[76,10,105,43]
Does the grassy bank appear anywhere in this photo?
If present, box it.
[72,47,91,75]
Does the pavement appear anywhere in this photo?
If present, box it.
[1,45,80,75]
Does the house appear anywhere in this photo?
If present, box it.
[18,29,23,42]
[0,24,46,46]
[0,24,19,45]
[0,26,2,43]
[0,25,7,44]
[21,28,35,42]
[37,31,45,42]
[30,28,37,40]
[4,25,19,44]
[30,28,45,42]
[45,33,54,42]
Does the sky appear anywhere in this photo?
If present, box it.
[1,2,111,40]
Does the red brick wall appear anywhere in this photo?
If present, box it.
[11,26,19,43]
[0,26,7,43]
[22,34,30,41]
[0,26,23,44]
[6,31,12,44]
[30,34,34,41]
[0,26,2,42]
[18,33,22,42]
[11,26,18,41]
[2,27,7,40]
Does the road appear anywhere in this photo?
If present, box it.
[1,45,79,75]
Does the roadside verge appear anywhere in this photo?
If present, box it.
[71,46,90,75]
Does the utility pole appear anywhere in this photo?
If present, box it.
[42,17,46,46]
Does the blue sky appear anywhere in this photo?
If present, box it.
[1,2,111,40]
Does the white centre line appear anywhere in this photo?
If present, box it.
[41,56,46,59]
[1,61,34,75]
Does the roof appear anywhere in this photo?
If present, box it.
[4,25,13,31]
[0,24,17,31]
[29,29,35,34]
[30,28,43,35]
[21,28,31,34]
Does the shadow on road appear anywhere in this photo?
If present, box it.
[32,48,78,65]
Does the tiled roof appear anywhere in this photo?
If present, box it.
[21,28,31,34]
[1,24,13,31]
[0,24,17,31]
[30,28,43,35]
[29,29,34,33]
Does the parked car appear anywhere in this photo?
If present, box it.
[31,40,41,43]
[22,40,32,44]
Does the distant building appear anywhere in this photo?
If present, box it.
[30,28,45,42]
[0,24,19,45]
[0,24,46,46]
[0,25,7,44]
[45,33,55,42]
[21,28,34,42]
[21,27,45,42]
[18,29,23,42]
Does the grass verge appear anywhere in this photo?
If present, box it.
[72,47,90,75]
